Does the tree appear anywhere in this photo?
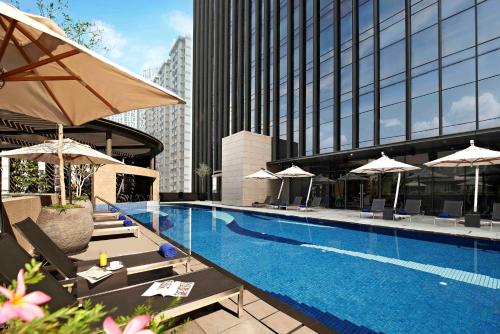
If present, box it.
[195,163,212,195]
[10,160,51,193]
[71,165,100,198]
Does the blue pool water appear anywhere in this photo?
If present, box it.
[130,205,500,333]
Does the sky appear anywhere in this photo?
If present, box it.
[16,0,193,74]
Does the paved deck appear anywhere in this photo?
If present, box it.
[74,212,317,334]
[181,201,500,241]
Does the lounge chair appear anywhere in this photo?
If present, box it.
[14,218,189,286]
[252,195,272,207]
[298,196,322,211]
[286,196,303,210]
[92,223,140,238]
[393,199,422,223]
[360,199,386,218]
[0,234,244,319]
[434,200,463,226]
[489,203,500,229]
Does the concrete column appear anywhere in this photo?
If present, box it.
[105,130,112,156]
[1,157,9,194]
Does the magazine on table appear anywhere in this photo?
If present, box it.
[77,266,113,284]
[142,280,195,298]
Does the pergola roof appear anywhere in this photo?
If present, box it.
[0,109,162,159]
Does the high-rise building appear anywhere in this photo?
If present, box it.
[193,0,500,211]
[141,36,192,193]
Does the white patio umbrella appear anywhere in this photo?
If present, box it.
[425,140,500,212]
[0,138,123,203]
[245,168,281,201]
[0,3,184,206]
[351,152,420,209]
[275,165,315,207]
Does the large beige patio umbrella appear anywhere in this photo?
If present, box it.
[0,138,123,203]
[425,140,500,213]
[275,165,315,207]
[0,2,184,205]
[351,152,420,209]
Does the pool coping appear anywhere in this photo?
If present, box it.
[166,201,500,243]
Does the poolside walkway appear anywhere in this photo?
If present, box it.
[184,201,500,241]
[73,212,319,334]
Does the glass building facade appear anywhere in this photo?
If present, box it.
[193,0,500,215]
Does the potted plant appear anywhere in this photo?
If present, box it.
[195,163,212,201]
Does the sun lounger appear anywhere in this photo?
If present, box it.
[434,200,463,226]
[393,199,422,223]
[360,199,386,218]
[92,224,140,238]
[14,218,189,284]
[0,234,243,319]
[297,196,322,211]
[489,203,500,229]
[286,196,303,210]
[252,195,272,207]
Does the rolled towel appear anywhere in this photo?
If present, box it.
[123,219,134,227]
[397,209,407,215]
[437,212,450,218]
[110,207,118,213]
[159,243,177,258]
[118,214,126,220]
[361,208,370,212]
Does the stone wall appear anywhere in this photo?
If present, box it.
[92,164,160,205]
[221,131,273,206]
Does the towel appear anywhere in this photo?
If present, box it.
[118,214,126,221]
[397,209,407,215]
[437,213,450,218]
[123,219,134,227]
[361,208,370,212]
[159,243,177,258]
[110,207,118,213]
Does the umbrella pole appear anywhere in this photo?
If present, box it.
[277,179,284,201]
[305,177,313,207]
[474,166,479,213]
[58,124,66,206]
[68,164,73,205]
[394,172,401,210]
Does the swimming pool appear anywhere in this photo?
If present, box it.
[130,204,500,333]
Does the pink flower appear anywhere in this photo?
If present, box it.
[0,269,51,324]
[103,315,154,334]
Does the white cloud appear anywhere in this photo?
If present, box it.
[381,118,401,128]
[163,10,193,36]
[93,20,127,59]
[413,116,439,133]
[136,45,169,71]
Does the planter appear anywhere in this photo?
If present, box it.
[37,207,93,255]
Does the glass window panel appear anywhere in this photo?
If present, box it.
[442,58,475,90]
[320,28,334,55]
[412,70,438,98]
[411,93,439,139]
[380,81,405,107]
[359,111,374,147]
[441,0,474,19]
[442,82,476,134]
[359,55,374,87]
[341,116,353,150]
[341,48,352,67]
[340,0,352,17]
[411,25,438,67]
[320,122,334,153]
[341,98,353,118]
[320,74,334,102]
[359,0,373,33]
[359,36,374,58]
[341,64,352,93]
[320,57,334,75]
[341,13,352,43]
[479,75,500,128]
[379,0,405,22]
[380,102,406,143]
[380,20,405,49]
[359,92,374,113]
[478,0,500,44]
[411,3,437,33]
[320,11,334,31]
[380,40,405,79]
[441,9,475,56]
[478,49,500,80]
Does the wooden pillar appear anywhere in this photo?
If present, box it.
[105,130,112,156]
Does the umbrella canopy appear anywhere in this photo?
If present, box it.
[350,152,420,209]
[0,138,123,165]
[425,140,500,212]
[351,152,420,175]
[336,174,368,181]
[275,165,314,178]
[245,168,280,180]
[313,174,336,184]
[0,2,184,126]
